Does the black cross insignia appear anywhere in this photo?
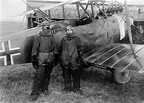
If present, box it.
[0,41,20,65]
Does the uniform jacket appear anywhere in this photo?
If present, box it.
[59,35,83,69]
[31,31,58,65]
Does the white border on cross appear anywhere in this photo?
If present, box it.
[0,41,20,65]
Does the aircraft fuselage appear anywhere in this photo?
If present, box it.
[54,16,126,53]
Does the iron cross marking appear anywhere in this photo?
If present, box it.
[0,41,20,65]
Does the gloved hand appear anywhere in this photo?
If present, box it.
[86,61,94,66]
[31,55,38,69]
[80,59,93,68]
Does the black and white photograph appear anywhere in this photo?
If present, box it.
[0,0,144,102]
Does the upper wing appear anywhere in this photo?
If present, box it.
[83,43,144,73]
[17,0,71,16]
[17,0,82,16]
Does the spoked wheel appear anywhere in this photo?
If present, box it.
[112,68,132,84]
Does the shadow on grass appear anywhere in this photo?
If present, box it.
[81,67,144,102]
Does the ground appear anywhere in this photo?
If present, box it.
[0,64,144,103]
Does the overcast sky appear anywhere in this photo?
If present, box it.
[0,0,26,22]
[0,0,143,22]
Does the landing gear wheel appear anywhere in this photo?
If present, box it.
[112,68,132,84]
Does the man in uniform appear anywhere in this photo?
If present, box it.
[59,25,83,95]
[30,25,58,101]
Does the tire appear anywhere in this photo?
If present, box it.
[112,68,132,84]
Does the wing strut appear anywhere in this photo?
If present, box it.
[124,0,136,58]
[124,0,144,72]
[21,0,50,22]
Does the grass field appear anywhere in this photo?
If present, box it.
[1,64,144,103]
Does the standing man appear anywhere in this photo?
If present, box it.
[59,25,83,95]
[30,25,58,101]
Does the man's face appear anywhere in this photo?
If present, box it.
[42,26,48,33]
[66,26,73,35]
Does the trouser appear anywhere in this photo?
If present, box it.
[31,64,53,96]
[62,65,81,90]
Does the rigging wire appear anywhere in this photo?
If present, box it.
[90,14,125,52]
[107,15,125,44]
[21,0,51,22]
[91,20,107,49]
[19,14,26,31]
[131,26,144,44]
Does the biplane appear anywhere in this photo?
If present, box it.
[0,0,144,84]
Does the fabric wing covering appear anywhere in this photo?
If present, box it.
[83,43,144,73]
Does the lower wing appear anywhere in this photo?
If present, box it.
[83,43,144,73]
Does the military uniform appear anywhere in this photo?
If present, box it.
[30,30,58,100]
[59,34,83,93]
